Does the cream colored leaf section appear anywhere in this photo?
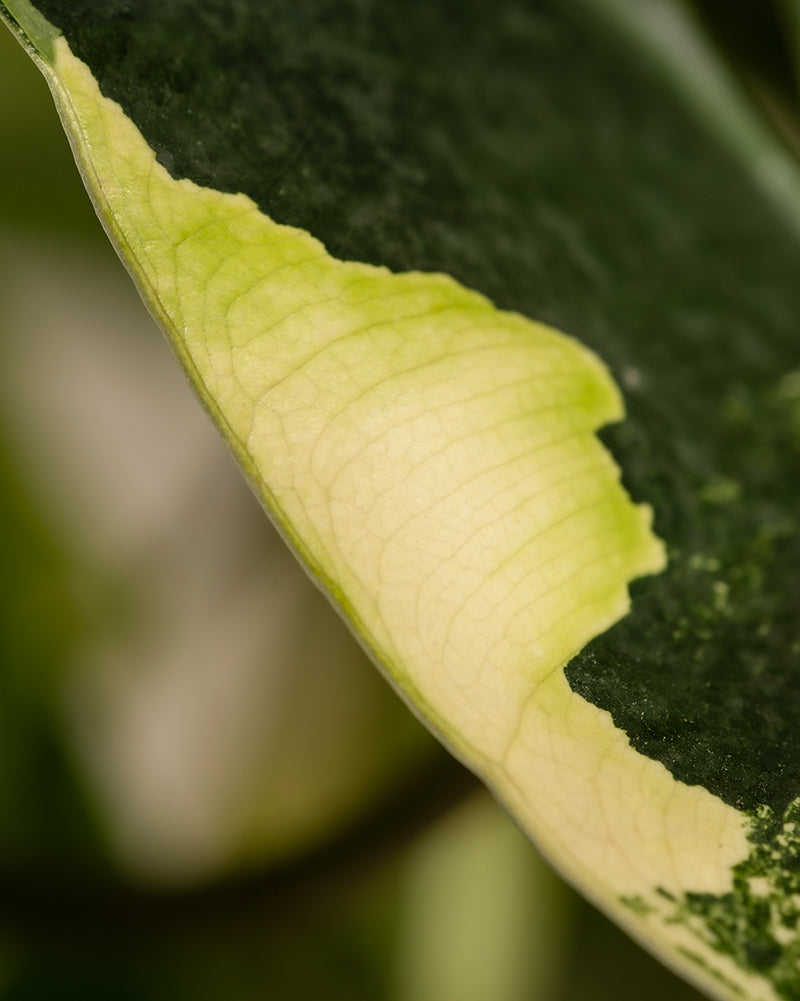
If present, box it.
[27,30,758,998]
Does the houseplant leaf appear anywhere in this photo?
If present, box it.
[3,1,800,997]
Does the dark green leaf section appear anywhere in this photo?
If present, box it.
[645,798,800,999]
[22,0,800,813]
[576,374,800,815]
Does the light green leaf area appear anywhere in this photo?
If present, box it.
[3,3,779,999]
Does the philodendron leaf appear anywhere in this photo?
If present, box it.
[4,0,800,997]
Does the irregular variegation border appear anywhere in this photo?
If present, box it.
[2,2,772,997]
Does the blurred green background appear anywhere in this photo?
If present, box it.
[0,21,712,1001]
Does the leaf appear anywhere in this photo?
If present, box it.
[3,0,800,997]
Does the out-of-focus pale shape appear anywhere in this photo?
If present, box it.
[396,792,573,1001]
[0,238,430,883]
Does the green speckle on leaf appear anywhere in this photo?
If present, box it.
[644,799,800,999]
[700,477,742,506]
[675,948,747,998]
[620,894,656,917]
